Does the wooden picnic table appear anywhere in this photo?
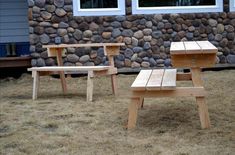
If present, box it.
[127,41,217,129]
[28,43,125,101]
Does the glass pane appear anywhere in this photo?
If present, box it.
[139,0,216,7]
[81,0,118,9]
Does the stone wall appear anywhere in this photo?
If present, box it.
[28,0,235,68]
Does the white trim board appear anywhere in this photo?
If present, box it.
[73,0,125,16]
[230,0,235,12]
[132,0,223,14]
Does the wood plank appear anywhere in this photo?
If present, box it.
[170,42,186,55]
[87,71,94,102]
[111,74,117,95]
[42,43,125,48]
[56,49,67,94]
[131,70,152,91]
[171,54,217,68]
[32,71,39,100]
[176,73,192,81]
[47,48,66,57]
[28,66,111,72]
[93,67,117,76]
[161,69,177,90]
[184,41,202,54]
[127,98,140,129]
[146,69,164,90]
[104,46,120,56]
[196,97,211,129]
[0,57,31,68]
[196,41,217,54]
[131,87,206,98]
[191,67,211,129]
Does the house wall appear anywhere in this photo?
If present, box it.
[0,0,29,43]
[28,0,235,67]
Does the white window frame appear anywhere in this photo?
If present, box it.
[230,0,235,11]
[132,0,223,14]
[73,0,125,16]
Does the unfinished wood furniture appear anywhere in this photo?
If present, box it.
[28,43,124,102]
[127,41,217,129]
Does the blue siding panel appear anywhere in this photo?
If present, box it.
[0,0,29,43]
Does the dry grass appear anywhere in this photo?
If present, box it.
[0,70,235,155]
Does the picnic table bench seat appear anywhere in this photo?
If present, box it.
[131,69,177,91]
[28,66,117,102]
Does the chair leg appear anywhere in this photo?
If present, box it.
[32,71,39,100]
[127,97,140,129]
[111,74,117,95]
[196,97,211,129]
[87,71,94,102]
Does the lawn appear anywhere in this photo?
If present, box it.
[0,70,234,155]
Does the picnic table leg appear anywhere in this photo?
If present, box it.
[127,97,140,129]
[32,71,39,100]
[56,48,67,94]
[87,71,94,102]
[191,67,211,129]
[111,74,117,95]
[138,97,144,109]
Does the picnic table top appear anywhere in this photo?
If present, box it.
[170,41,217,55]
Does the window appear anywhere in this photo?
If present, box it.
[230,0,235,11]
[73,0,125,16]
[132,0,223,14]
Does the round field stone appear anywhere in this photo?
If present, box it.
[37,58,45,67]
[124,48,133,59]
[131,61,141,68]
[55,8,66,17]
[133,30,144,39]
[115,15,126,22]
[83,30,93,38]
[73,29,82,40]
[40,34,50,44]
[67,54,79,63]
[41,11,52,20]
[79,55,90,63]
[122,21,132,29]
[112,29,121,38]
[122,29,133,37]
[141,61,150,68]
[209,19,217,27]
[54,0,64,7]
[35,0,46,8]
[131,37,138,46]
[133,47,143,53]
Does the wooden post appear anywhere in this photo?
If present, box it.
[191,67,211,129]
[32,71,39,100]
[87,71,94,102]
[111,74,117,95]
[56,48,67,94]
[127,97,140,129]
[104,45,120,96]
